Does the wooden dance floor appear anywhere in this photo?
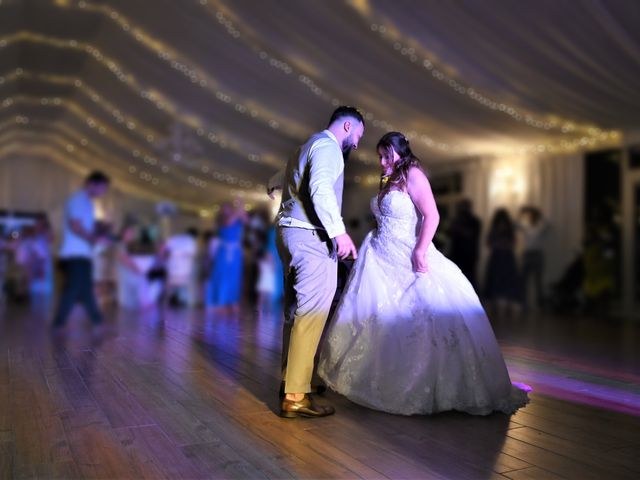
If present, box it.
[1,302,639,479]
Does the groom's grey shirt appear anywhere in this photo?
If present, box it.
[276,129,346,239]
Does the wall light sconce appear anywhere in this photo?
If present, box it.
[489,164,526,207]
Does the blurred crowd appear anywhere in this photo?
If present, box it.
[438,199,619,317]
[0,201,283,317]
[98,201,283,316]
[0,192,620,319]
[0,214,55,303]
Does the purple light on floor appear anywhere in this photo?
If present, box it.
[528,376,640,417]
[506,353,640,417]
[513,381,533,393]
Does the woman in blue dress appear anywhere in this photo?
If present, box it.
[206,202,247,314]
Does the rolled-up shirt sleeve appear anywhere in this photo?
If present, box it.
[308,140,346,238]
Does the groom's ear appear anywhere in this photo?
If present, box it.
[343,120,352,133]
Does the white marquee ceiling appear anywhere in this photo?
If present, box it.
[1,0,638,212]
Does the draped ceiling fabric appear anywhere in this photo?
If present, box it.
[1,0,639,276]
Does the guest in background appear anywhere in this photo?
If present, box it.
[116,224,143,309]
[197,230,215,304]
[266,224,284,304]
[117,225,161,309]
[518,206,549,310]
[548,250,584,314]
[93,221,117,307]
[448,199,481,288]
[162,227,199,307]
[206,201,247,315]
[30,214,54,297]
[52,171,110,329]
[13,226,36,302]
[11,218,54,301]
[200,230,215,270]
[583,223,616,314]
[206,229,220,275]
[256,225,284,317]
[0,235,8,307]
[244,208,270,305]
[483,208,521,318]
[256,249,277,318]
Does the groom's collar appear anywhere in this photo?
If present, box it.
[322,129,339,146]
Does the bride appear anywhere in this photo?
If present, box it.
[317,132,529,416]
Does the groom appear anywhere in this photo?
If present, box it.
[275,106,365,418]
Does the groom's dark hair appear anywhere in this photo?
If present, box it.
[328,106,365,128]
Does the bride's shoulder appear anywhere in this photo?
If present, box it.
[406,167,435,204]
[407,165,428,180]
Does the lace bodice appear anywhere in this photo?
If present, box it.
[371,190,422,248]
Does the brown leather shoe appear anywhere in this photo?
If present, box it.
[279,394,335,418]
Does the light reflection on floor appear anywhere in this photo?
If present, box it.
[504,346,640,417]
[2,299,638,419]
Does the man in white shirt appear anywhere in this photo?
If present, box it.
[276,106,364,418]
[52,171,110,328]
[518,206,549,310]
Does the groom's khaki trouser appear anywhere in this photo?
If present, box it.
[276,226,337,394]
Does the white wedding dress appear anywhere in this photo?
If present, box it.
[318,190,529,415]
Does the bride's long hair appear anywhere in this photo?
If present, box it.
[377,132,424,206]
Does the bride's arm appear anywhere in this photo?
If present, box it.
[407,167,440,272]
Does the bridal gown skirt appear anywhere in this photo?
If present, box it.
[318,229,529,416]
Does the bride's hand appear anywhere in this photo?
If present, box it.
[412,247,428,273]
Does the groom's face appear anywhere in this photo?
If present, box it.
[341,121,365,162]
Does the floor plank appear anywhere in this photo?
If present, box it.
[502,466,566,479]
[0,430,14,479]
[116,425,206,479]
